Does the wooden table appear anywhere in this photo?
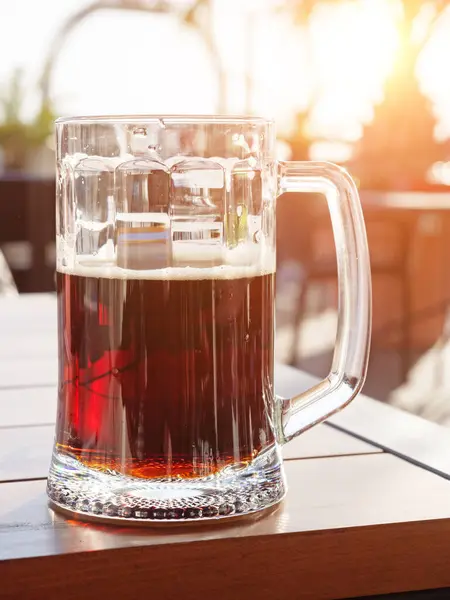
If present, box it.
[2,295,450,599]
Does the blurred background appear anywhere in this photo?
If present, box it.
[2,0,450,424]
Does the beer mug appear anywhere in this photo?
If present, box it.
[48,115,371,524]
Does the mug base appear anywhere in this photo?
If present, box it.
[48,497,283,528]
[47,447,286,525]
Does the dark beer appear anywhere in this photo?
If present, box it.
[56,267,275,480]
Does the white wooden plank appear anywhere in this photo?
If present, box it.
[0,426,53,481]
[0,357,57,387]
[0,422,379,482]
[0,388,56,427]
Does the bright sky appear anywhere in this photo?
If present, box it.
[1,0,450,140]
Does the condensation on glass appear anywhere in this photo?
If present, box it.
[48,115,371,524]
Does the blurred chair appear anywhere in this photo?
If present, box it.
[278,195,412,380]
[0,177,55,292]
[0,249,18,295]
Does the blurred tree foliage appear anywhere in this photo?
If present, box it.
[288,0,450,189]
[281,111,312,161]
[352,0,449,190]
[0,70,56,172]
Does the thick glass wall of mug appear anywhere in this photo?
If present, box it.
[49,117,283,520]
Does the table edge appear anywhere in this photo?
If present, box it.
[2,518,450,599]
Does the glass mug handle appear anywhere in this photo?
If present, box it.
[276,161,372,443]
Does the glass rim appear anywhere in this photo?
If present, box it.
[55,114,273,126]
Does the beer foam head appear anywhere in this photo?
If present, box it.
[57,242,275,280]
